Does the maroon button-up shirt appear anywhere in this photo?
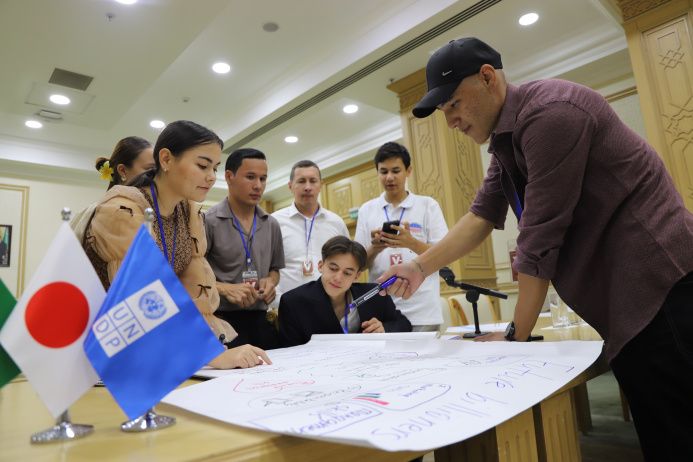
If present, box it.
[471,80,693,361]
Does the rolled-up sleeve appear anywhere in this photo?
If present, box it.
[470,156,509,230]
[511,102,594,280]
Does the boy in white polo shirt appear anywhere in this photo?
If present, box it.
[355,142,448,331]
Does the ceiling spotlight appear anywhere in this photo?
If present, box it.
[343,104,358,114]
[519,13,539,26]
[285,136,298,143]
[50,94,70,105]
[150,120,165,129]
[212,62,231,74]
[26,120,43,129]
[263,22,279,32]
[115,0,137,4]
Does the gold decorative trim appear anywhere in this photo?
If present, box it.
[0,184,29,296]
[604,86,638,103]
[618,0,672,21]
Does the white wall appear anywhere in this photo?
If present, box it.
[0,167,105,296]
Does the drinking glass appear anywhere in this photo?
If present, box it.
[549,292,570,328]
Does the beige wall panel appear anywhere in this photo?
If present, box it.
[621,0,693,210]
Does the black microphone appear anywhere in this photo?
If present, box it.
[440,267,507,338]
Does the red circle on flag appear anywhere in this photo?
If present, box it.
[24,282,90,348]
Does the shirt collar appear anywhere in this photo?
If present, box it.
[288,202,323,218]
[218,198,268,219]
[494,83,520,137]
[377,190,413,209]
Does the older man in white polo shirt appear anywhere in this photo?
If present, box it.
[355,142,448,331]
[271,160,349,307]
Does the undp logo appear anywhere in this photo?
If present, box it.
[91,280,180,357]
[139,291,167,319]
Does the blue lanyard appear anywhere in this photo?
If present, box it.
[513,190,523,220]
[230,208,256,270]
[340,292,350,334]
[384,205,405,222]
[304,206,319,255]
[149,184,177,268]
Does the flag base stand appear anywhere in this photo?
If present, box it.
[121,407,175,432]
[30,409,93,444]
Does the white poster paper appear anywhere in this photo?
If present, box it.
[163,339,603,452]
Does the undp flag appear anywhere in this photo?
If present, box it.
[84,225,224,420]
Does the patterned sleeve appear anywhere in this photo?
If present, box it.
[179,201,237,341]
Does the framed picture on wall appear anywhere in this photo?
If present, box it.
[0,225,11,267]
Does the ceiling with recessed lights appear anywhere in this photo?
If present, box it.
[0,0,630,203]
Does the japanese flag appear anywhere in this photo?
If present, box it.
[0,222,105,417]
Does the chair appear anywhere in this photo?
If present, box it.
[440,297,454,331]
[447,293,498,326]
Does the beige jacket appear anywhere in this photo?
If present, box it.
[86,185,237,341]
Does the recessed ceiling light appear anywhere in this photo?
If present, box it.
[26,120,43,129]
[263,22,279,32]
[519,13,539,26]
[115,0,137,4]
[343,104,358,114]
[50,94,70,105]
[212,62,231,74]
[285,136,298,143]
[150,120,165,129]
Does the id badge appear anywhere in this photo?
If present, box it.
[302,259,314,277]
[242,270,259,289]
[390,253,403,266]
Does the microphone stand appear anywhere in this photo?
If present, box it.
[440,267,508,338]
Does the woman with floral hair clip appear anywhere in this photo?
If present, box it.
[71,136,155,241]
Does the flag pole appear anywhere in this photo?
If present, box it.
[31,207,95,444]
[120,207,176,432]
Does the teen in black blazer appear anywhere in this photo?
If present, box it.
[278,236,411,347]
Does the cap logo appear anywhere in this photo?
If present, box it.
[442,70,453,76]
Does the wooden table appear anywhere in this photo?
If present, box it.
[435,317,608,462]
[0,318,606,462]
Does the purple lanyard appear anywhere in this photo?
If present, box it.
[340,292,350,334]
[230,208,256,270]
[149,184,177,268]
[304,206,319,255]
[384,205,405,223]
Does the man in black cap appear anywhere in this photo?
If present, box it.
[378,37,693,461]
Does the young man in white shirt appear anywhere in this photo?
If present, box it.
[271,160,350,307]
[355,142,448,331]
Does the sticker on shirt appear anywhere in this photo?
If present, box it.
[409,222,424,239]
[302,259,314,277]
[390,253,403,266]
[242,270,259,289]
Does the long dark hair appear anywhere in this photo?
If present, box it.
[95,136,152,190]
[129,120,223,188]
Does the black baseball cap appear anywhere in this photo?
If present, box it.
[412,38,502,118]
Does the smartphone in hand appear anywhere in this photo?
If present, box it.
[382,220,400,235]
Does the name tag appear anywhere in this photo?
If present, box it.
[242,270,258,289]
[302,259,314,277]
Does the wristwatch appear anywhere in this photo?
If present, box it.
[505,321,532,342]
[504,321,517,341]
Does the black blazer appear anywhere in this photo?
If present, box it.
[278,278,412,347]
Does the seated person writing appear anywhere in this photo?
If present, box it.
[279,236,411,347]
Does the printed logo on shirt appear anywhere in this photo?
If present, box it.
[390,254,403,266]
[409,222,424,236]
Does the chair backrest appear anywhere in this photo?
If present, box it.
[447,294,497,325]
[440,297,454,331]
[447,297,469,326]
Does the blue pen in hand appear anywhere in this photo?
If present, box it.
[348,276,397,311]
